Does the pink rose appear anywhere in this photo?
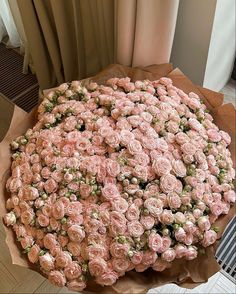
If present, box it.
[172,160,187,177]
[160,174,177,193]
[221,202,230,214]
[133,198,143,207]
[66,201,83,217]
[155,138,169,152]
[152,258,170,272]
[106,159,120,177]
[86,244,108,260]
[183,221,195,233]
[8,178,22,193]
[152,157,172,176]
[220,130,231,145]
[126,204,140,221]
[105,131,120,148]
[160,210,174,225]
[64,261,82,280]
[109,225,126,238]
[112,198,129,213]
[210,202,223,216]
[175,132,190,145]
[148,233,163,252]
[224,190,235,203]
[202,230,217,247]
[96,270,118,286]
[80,183,92,198]
[175,227,186,242]
[48,270,66,287]
[128,139,142,154]
[67,280,87,292]
[4,211,16,226]
[188,118,202,131]
[120,130,134,145]
[184,234,193,246]
[140,215,155,230]
[193,208,203,219]
[168,193,181,209]
[185,247,198,260]
[135,263,149,272]
[181,142,196,156]
[37,213,50,227]
[22,186,39,200]
[127,115,143,127]
[133,165,148,181]
[127,221,144,237]
[43,234,58,251]
[55,251,72,268]
[110,242,130,258]
[89,258,108,277]
[20,236,34,249]
[41,167,51,179]
[39,252,55,271]
[131,251,143,265]
[197,216,211,232]
[67,225,85,242]
[158,236,172,253]
[161,248,176,262]
[67,242,81,256]
[175,244,187,258]
[52,201,65,220]
[102,183,120,201]
[144,197,163,217]
[207,129,221,142]
[134,152,150,166]
[112,258,130,272]
[28,244,40,263]
[188,98,201,110]
[44,178,58,194]
[167,121,179,134]
[142,250,157,265]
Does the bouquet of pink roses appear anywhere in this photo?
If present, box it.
[3,76,235,292]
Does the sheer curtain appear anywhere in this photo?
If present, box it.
[0,0,21,47]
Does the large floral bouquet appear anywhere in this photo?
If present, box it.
[3,77,235,292]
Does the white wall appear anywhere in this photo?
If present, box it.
[203,0,236,91]
[170,0,235,91]
[170,0,217,85]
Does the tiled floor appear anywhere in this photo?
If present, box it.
[0,79,235,294]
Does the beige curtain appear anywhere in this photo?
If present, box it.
[17,0,179,90]
[115,0,179,67]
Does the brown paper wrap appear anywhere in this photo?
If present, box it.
[0,64,235,294]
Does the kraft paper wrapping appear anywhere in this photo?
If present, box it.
[0,64,235,294]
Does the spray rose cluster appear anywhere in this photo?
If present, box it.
[4,76,235,291]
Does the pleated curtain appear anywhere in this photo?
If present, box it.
[17,0,179,89]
